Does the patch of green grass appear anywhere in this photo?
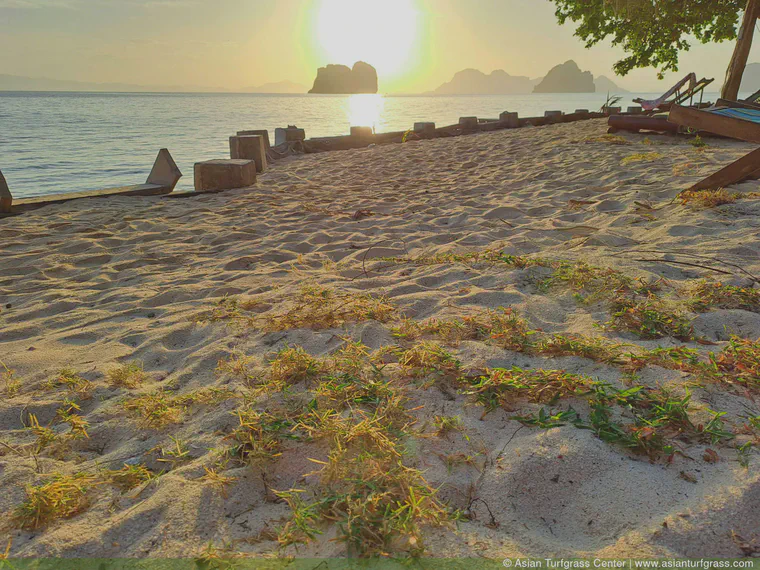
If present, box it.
[269,346,325,386]
[512,407,581,429]
[688,135,708,149]
[107,362,147,389]
[226,409,297,466]
[537,334,628,365]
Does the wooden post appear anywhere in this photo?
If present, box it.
[722,0,760,101]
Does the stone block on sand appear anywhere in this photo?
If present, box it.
[499,112,519,128]
[459,116,479,130]
[350,126,374,140]
[275,126,306,146]
[544,110,564,123]
[230,135,267,173]
[0,169,11,214]
[605,106,622,116]
[627,106,643,115]
[414,122,436,136]
[194,159,256,193]
[237,129,271,152]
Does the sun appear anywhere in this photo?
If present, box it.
[315,0,419,79]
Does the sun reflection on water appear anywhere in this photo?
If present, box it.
[347,94,384,132]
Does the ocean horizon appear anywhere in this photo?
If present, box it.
[0,90,740,199]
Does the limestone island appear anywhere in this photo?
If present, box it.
[533,60,595,93]
[309,61,378,94]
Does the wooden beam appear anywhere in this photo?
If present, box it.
[722,0,760,100]
[688,146,760,191]
[668,105,760,143]
[716,97,760,110]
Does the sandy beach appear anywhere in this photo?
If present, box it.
[1,118,759,559]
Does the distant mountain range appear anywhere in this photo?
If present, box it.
[431,61,629,95]
[0,74,307,94]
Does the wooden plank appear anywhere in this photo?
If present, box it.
[12,183,170,212]
[715,98,760,110]
[688,146,760,191]
[668,104,760,143]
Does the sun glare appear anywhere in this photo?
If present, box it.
[316,0,419,80]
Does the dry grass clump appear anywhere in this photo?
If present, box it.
[201,466,238,498]
[679,188,737,208]
[688,281,760,313]
[46,368,92,399]
[269,346,325,386]
[123,391,185,428]
[56,400,90,439]
[606,297,693,341]
[266,284,396,331]
[13,473,101,530]
[537,334,628,365]
[621,152,662,165]
[103,464,154,492]
[107,361,147,389]
[398,341,461,379]
[709,337,760,391]
[465,367,591,411]
[1,360,21,397]
[626,346,701,374]
[226,409,295,466]
[123,387,236,428]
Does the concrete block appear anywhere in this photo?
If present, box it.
[574,109,589,114]
[194,159,256,193]
[545,110,564,123]
[237,129,271,152]
[413,122,436,136]
[0,169,11,214]
[605,106,622,116]
[459,116,479,130]
[230,135,267,173]
[275,126,306,146]
[627,106,643,115]
[350,126,374,139]
[499,112,519,128]
[146,148,183,191]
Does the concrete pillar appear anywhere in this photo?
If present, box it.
[230,135,267,173]
[237,129,271,153]
[574,109,589,114]
[545,110,564,123]
[350,126,374,140]
[145,149,183,191]
[275,126,306,146]
[605,107,622,116]
[459,116,479,130]
[627,106,643,115]
[414,122,436,136]
[0,170,11,214]
[499,112,519,128]
[194,159,256,193]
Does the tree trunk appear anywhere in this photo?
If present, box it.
[722,0,760,101]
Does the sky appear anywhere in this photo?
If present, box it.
[0,0,758,93]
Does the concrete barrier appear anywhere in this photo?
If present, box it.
[275,126,306,146]
[459,116,479,130]
[230,135,267,173]
[627,106,643,115]
[237,129,271,153]
[605,107,622,116]
[194,159,256,193]
[499,112,519,128]
[146,148,183,192]
[0,170,11,214]
[574,109,589,114]
[545,110,564,124]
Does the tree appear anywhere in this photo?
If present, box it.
[548,0,750,94]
